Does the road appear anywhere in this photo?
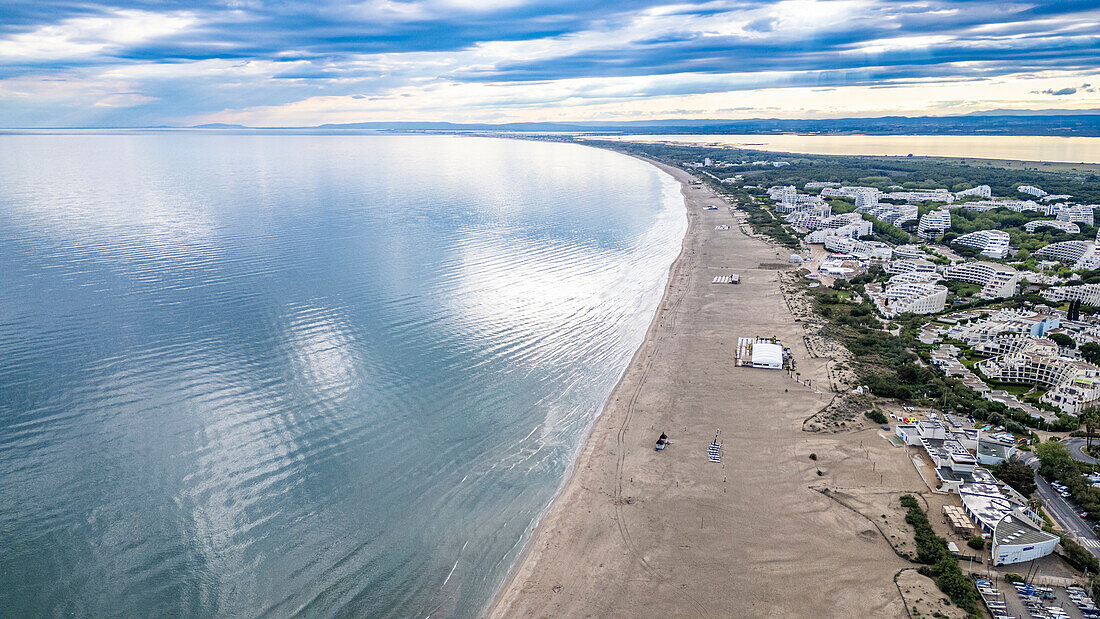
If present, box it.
[1021,453,1100,557]
[1064,438,1099,465]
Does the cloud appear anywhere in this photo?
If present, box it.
[1035,87,1079,96]
[1,0,1100,126]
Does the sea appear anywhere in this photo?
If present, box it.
[602,134,1100,163]
[0,134,686,617]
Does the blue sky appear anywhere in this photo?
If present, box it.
[0,0,1098,127]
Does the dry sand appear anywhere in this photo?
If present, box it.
[488,159,932,617]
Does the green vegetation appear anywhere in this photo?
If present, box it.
[1081,343,1100,365]
[1004,573,1024,583]
[1035,440,1100,517]
[584,139,1100,206]
[900,495,981,617]
[1048,333,1076,349]
[991,459,1037,497]
[949,208,1098,254]
[801,277,1075,433]
[863,214,910,245]
[865,409,888,424]
[1059,534,1100,574]
[729,195,801,248]
[967,536,985,550]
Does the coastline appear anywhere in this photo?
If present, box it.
[480,154,693,615]
[487,152,922,617]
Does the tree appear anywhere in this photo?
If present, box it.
[1035,440,1076,480]
[1049,333,1076,349]
[1082,408,1100,452]
[1081,342,1100,365]
[992,459,1037,497]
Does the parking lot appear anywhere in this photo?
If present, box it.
[978,578,1099,619]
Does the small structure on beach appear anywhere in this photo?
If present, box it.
[707,430,721,463]
[736,337,788,369]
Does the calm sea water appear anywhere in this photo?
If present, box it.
[604,134,1100,163]
[0,134,685,617]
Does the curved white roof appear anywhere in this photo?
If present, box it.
[752,343,783,367]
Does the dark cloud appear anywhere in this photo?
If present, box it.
[1038,87,1078,95]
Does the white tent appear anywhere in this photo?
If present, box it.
[751,343,783,369]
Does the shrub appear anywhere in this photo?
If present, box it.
[1059,535,1100,574]
[865,409,888,424]
[967,536,985,550]
[991,459,1037,497]
[899,495,980,616]
[1004,573,1023,583]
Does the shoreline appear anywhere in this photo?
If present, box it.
[487,150,922,617]
[481,153,694,615]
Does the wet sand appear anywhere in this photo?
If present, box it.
[488,158,918,617]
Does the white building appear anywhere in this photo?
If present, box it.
[917,208,952,239]
[1042,283,1100,307]
[823,236,892,260]
[868,277,948,317]
[1056,204,1095,226]
[992,509,1059,566]
[960,199,1052,216]
[977,338,1100,414]
[1035,241,1100,270]
[804,220,873,244]
[1041,194,1073,203]
[1018,185,1048,197]
[809,220,872,242]
[951,230,1011,259]
[767,185,797,203]
[887,189,955,204]
[820,186,881,201]
[1024,220,1080,234]
[956,185,991,199]
[943,262,1019,299]
[865,204,919,227]
[884,258,939,276]
[892,244,926,260]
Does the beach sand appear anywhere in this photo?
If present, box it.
[489,159,925,617]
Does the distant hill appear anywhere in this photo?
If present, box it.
[191,123,250,129]
[188,114,1100,136]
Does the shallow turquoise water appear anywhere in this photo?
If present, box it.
[0,134,685,617]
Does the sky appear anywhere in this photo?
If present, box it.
[0,0,1098,127]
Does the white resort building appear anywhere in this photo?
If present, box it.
[1035,241,1100,270]
[1056,204,1095,226]
[804,220,873,244]
[887,189,955,204]
[943,262,1019,299]
[1024,219,1080,235]
[956,185,991,199]
[1018,185,1048,197]
[867,275,948,317]
[822,237,892,260]
[1042,283,1100,307]
[892,244,926,260]
[976,338,1100,414]
[884,258,939,276]
[917,208,952,239]
[951,230,1011,259]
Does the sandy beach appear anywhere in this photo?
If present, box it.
[488,157,930,617]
